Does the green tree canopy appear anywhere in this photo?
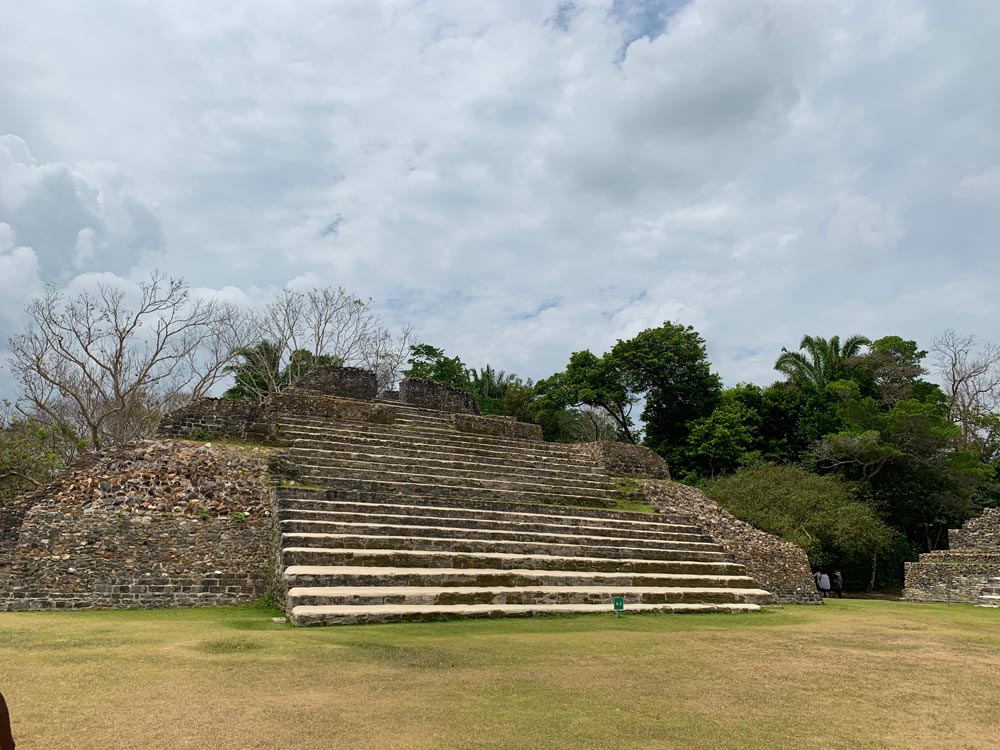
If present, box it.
[402,344,469,389]
[536,322,721,461]
[701,463,896,586]
[775,334,871,391]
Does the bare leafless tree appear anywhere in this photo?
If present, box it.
[232,287,415,399]
[931,329,1000,458]
[571,405,624,443]
[361,324,416,394]
[7,271,250,449]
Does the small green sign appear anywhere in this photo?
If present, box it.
[613,596,625,612]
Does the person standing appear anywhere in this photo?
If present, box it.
[818,571,831,598]
[833,571,844,599]
[0,691,14,750]
[813,570,822,591]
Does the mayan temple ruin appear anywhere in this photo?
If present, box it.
[1,367,819,624]
[904,508,1000,606]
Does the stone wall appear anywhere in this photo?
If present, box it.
[271,388,396,424]
[903,506,1000,602]
[903,552,1000,603]
[454,413,542,441]
[155,398,278,443]
[642,480,821,604]
[578,442,670,479]
[399,378,480,414]
[1,440,275,611]
[292,366,378,400]
[950,507,1000,549]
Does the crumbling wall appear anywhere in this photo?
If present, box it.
[155,398,277,443]
[1,440,275,611]
[642,480,821,604]
[454,414,542,441]
[578,442,670,479]
[270,388,396,424]
[949,507,1000,549]
[903,507,1000,602]
[292,366,378,400]
[399,378,480,414]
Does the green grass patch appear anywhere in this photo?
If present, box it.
[1,601,999,749]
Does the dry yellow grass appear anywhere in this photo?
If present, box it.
[2,600,999,749]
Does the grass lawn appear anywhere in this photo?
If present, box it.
[1,600,998,749]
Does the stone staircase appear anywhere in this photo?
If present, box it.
[976,577,1000,607]
[276,403,619,507]
[265,393,772,625]
[278,491,770,625]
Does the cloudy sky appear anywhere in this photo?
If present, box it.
[2,0,999,402]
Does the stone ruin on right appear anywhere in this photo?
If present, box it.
[903,507,1000,606]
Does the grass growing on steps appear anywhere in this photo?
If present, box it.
[2,601,999,750]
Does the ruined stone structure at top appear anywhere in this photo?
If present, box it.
[2,366,821,624]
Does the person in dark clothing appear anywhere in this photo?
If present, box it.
[833,571,844,599]
[0,692,14,750]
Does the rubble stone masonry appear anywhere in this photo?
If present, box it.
[1,441,275,611]
[904,507,1000,603]
[642,480,821,604]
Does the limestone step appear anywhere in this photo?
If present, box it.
[277,491,669,525]
[293,465,615,501]
[279,518,722,553]
[281,532,730,562]
[290,452,613,491]
[290,601,762,626]
[276,417,588,457]
[278,498,692,534]
[283,565,760,590]
[307,480,623,510]
[282,431,600,469]
[279,507,710,543]
[280,547,745,576]
[288,444,608,480]
[286,584,771,608]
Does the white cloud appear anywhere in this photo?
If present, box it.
[1,0,999,402]
[0,135,165,282]
[958,165,1000,206]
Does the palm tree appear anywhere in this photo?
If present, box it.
[775,334,871,390]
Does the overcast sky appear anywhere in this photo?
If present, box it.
[2,0,999,403]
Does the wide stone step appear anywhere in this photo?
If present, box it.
[289,443,608,479]
[290,601,762,626]
[291,452,613,489]
[310,479,623,509]
[284,435,599,472]
[279,519,722,553]
[283,565,760,590]
[279,497,690,533]
[287,584,771,608]
[294,464,615,500]
[276,417,587,457]
[281,532,730,562]
[278,491,670,525]
[283,431,600,468]
[280,547,745,575]
[279,508,709,543]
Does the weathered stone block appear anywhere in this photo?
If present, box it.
[642,480,820,604]
[292,366,378,400]
[578,442,669,479]
[399,378,480,414]
[453,414,542,441]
